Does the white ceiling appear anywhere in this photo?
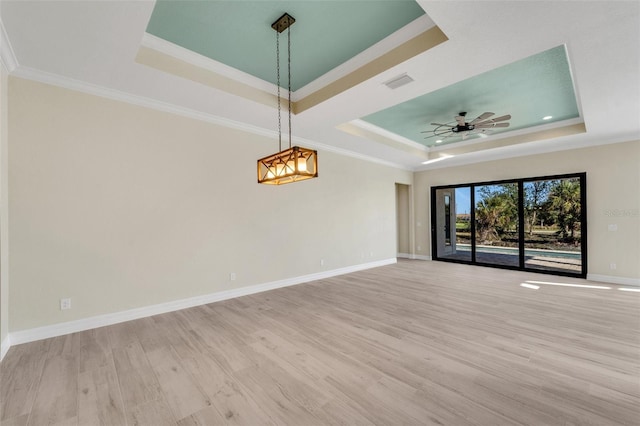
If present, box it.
[1,1,638,171]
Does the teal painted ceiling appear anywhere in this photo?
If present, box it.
[146,0,425,92]
[362,45,580,147]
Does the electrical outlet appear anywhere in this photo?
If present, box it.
[229,272,237,281]
[417,245,421,251]
[60,298,71,310]
[608,224,618,231]
[610,263,617,270]
[320,259,325,266]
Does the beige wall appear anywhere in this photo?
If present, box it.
[1,63,8,348]
[6,74,638,336]
[414,140,640,281]
[8,77,412,332]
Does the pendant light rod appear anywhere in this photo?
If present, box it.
[276,31,281,152]
[287,24,292,149]
[257,13,317,185]
[272,13,295,151]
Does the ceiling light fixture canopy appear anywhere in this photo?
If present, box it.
[258,13,318,185]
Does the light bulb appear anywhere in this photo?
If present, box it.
[297,157,307,172]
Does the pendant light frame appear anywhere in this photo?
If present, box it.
[257,13,318,185]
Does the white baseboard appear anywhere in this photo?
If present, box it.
[1,334,10,361]
[9,258,397,346]
[587,274,640,287]
[397,253,431,261]
[413,255,432,261]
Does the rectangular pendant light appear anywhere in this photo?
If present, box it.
[257,146,318,185]
[257,13,318,186]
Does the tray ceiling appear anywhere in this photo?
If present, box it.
[361,45,580,148]
[146,0,426,92]
[1,1,638,170]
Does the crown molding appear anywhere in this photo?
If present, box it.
[12,65,277,136]
[350,119,430,152]
[293,132,412,171]
[142,14,436,104]
[0,16,18,73]
[11,66,410,171]
[337,120,429,163]
[141,33,279,96]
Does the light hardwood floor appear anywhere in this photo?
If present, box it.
[1,260,639,425]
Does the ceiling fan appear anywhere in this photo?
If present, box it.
[422,111,511,142]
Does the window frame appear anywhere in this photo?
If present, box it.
[430,172,587,278]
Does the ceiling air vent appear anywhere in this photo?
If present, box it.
[383,73,414,90]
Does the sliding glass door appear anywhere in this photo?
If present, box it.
[474,183,520,268]
[431,173,586,278]
[523,177,583,274]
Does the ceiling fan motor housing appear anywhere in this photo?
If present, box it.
[452,111,474,132]
[452,124,475,132]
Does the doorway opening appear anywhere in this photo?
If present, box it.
[396,183,411,258]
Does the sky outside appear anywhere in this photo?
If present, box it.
[455,187,471,215]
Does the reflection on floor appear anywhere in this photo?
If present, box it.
[440,250,581,273]
[2,260,636,425]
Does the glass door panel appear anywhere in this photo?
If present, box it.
[474,183,520,267]
[434,187,472,261]
[523,178,583,274]
[452,187,472,261]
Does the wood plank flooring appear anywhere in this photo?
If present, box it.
[1,260,639,425]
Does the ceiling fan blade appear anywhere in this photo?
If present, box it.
[429,132,455,140]
[475,115,511,127]
[475,122,510,129]
[473,115,512,127]
[470,112,494,124]
[455,115,466,126]
[430,122,448,126]
[491,114,511,122]
[421,127,454,134]
[423,131,451,138]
